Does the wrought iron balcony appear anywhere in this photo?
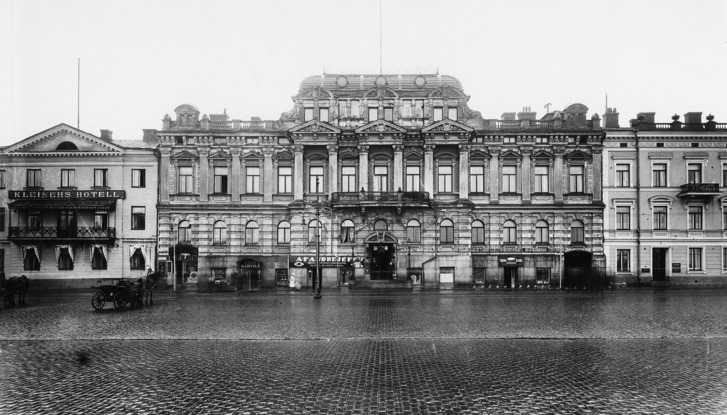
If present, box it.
[8,227,117,243]
[676,183,722,203]
[331,191,430,211]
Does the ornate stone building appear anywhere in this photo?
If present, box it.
[153,73,606,290]
[603,111,727,285]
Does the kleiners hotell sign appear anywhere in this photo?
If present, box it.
[9,190,126,199]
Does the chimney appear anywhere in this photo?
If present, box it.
[636,112,655,123]
[602,108,620,128]
[100,129,113,141]
[684,112,702,125]
[142,129,159,145]
[517,107,537,121]
[501,112,516,121]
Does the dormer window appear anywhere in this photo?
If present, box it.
[448,107,457,121]
[433,107,443,122]
[56,141,78,151]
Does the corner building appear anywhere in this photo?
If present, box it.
[154,73,605,290]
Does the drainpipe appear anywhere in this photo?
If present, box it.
[635,129,641,286]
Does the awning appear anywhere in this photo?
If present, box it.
[8,199,117,211]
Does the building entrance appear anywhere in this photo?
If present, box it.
[652,248,668,282]
[564,251,592,288]
[504,267,518,288]
[368,243,395,280]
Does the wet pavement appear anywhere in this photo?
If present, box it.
[1,288,727,414]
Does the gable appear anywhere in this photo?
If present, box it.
[565,149,591,159]
[273,149,293,160]
[208,149,230,159]
[289,120,341,134]
[172,150,198,160]
[355,119,406,134]
[4,123,124,156]
[421,119,473,134]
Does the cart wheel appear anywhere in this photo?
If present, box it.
[91,291,106,310]
[113,292,127,310]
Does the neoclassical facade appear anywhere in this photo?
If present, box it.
[153,73,606,290]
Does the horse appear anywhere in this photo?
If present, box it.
[0,273,30,307]
[141,272,160,305]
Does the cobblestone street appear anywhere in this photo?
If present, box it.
[1,288,727,414]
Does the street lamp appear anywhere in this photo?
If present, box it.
[304,177,331,299]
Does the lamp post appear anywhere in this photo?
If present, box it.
[304,177,331,300]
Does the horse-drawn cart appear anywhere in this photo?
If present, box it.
[91,280,144,310]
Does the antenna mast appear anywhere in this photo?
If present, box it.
[77,58,80,129]
[379,2,382,74]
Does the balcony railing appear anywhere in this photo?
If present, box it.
[678,183,720,194]
[331,191,430,204]
[8,227,116,241]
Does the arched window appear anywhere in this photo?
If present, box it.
[213,221,227,245]
[472,220,485,245]
[503,220,517,244]
[341,219,355,243]
[308,219,321,243]
[571,220,585,244]
[406,219,421,243]
[277,221,291,244]
[245,221,259,245]
[178,220,191,243]
[56,141,78,151]
[440,219,454,244]
[535,220,549,244]
[374,219,387,231]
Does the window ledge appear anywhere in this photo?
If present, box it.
[92,186,110,190]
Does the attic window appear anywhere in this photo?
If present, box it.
[56,141,78,151]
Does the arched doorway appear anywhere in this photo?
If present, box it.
[364,231,398,280]
[563,251,592,288]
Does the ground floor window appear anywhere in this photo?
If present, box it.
[130,248,145,270]
[23,247,40,271]
[723,248,727,271]
[92,246,107,270]
[472,267,485,283]
[536,268,550,284]
[616,249,630,272]
[213,268,226,280]
[688,248,703,271]
[57,247,73,270]
[275,268,289,287]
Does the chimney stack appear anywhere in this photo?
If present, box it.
[684,112,702,125]
[100,129,113,141]
[501,112,516,121]
[602,108,620,128]
[636,112,655,123]
[517,107,537,120]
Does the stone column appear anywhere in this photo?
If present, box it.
[489,146,500,203]
[358,144,369,192]
[423,144,435,195]
[327,144,338,196]
[554,145,565,203]
[393,143,403,192]
[160,147,171,202]
[230,147,241,202]
[459,143,470,199]
[592,145,603,202]
[263,146,274,202]
[198,146,209,201]
[294,144,304,200]
[522,147,532,203]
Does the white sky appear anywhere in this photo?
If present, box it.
[1,0,726,145]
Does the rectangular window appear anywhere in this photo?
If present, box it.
[433,107,443,121]
[178,166,194,193]
[653,163,667,187]
[470,166,485,193]
[502,165,517,193]
[384,107,394,122]
[58,210,76,235]
[350,100,360,117]
[131,207,146,230]
[406,166,420,192]
[132,169,146,188]
[58,247,73,271]
[724,209,727,231]
[536,268,550,284]
[304,108,314,122]
[94,212,108,230]
[689,247,703,271]
[401,101,412,118]
[338,102,348,117]
[278,166,292,193]
[309,166,324,193]
[92,247,107,270]
[94,169,108,187]
[536,137,548,144]
[723,248,727,271]
[341,166,357,192]
[688,163,702,184]
[616,164,630,187]
[61,169,75,188]
[0,170,5,188]
[368,107,378,121]
[407,224,421,243]
[503,137,516,144]
[438,165,453,193]
[448,107,457,121]
[688,206,703,230]
[653,206,668,230]
[472,226,485,244]
[319,108,329,122]
[246,137,259,145]
[277,225,290,244]
[28,213,41,230]
[26,169,41,188]
[214,166,229,194]
[374,166,388,192]
[24,247,40,271]
[213,137,226,146]
[245,166,259,194]
[617,249,630,272]
[569,165,584,193]
[616,206,630,230]
[723,167,727,187]
[0,208,4,232]
[414,100,424,117]
[534,166,549,193]
[130,248,145,270]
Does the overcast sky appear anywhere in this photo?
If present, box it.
[1,0,726,145]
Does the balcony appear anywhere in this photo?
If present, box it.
[676,183,721,203]
[331,191,430,212]
[8,227,117,243]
